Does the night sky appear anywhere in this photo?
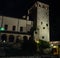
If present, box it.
[0,0,60,41]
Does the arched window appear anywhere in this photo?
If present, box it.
[1,34,7,42]
[12,26,16,31]
[23,36,28,42]
[9,35,14,42]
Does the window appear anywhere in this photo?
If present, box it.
[35,31,37,34]
[43,27,45,29]
[41,22,43,25]
[46,24,48,27]
[4,24,8,30]
[42,36,44,39]
[12,26,16,31]
[23,36,28,41]
[39,4,41,7]
[20,27,23,32]
[9,35,14,42]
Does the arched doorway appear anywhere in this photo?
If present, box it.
[9,35,14,42]
[23,36,28,41]
[1,34,7,42]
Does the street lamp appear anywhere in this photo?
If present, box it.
[0,27,5,31]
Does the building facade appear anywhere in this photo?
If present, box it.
[0,16,33,44]
[28,1,50,42]
[0,1,50,45]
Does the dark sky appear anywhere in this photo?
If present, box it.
[0,0,60,41]
[0,0,51,17]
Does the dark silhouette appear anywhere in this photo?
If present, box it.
[28,37,37,55]
[21,36,29,55]
[21,36,37,55]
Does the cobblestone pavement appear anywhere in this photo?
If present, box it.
[0,47,59,58]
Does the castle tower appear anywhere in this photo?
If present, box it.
[28,1,50,42]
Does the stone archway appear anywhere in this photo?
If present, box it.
[9,35,14,42]
[23,36,28,41]
[1,34,7,42]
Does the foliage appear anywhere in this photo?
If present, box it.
[39,40,50,49]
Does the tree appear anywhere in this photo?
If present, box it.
[38,40,50,54]
[39,40,50,49]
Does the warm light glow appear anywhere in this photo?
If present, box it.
[53,46,58,48]
[36,41,40,44]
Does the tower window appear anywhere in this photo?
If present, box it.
[35,31,37,34]
[46,24,48,27]
[41,22,43,25]
[12,26,16,31]
[42,36,44,39]
[43,27,45,29]
[20,27,23,32]
[4,24,8,30]
[39,4,41,7]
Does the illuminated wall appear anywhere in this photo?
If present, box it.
[0,16,33,44]
[15,19,33,32]
[26,21,33,32]
[0,16,33,33]
[28,1,50,42]
[18,19,26,32]
[37,1,49,41]
[2,16,18,31]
